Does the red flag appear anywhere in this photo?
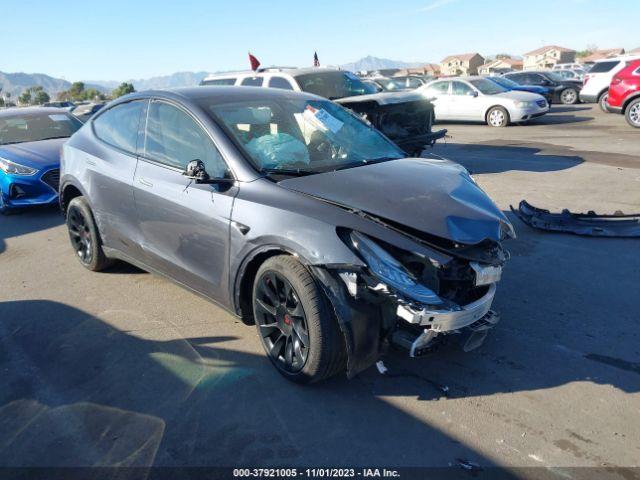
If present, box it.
[248,52,261,71]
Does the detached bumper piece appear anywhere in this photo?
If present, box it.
[393,285,500,356]
[512,200,640,238]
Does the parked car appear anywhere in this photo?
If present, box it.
[419,77,549,127]
[606,59,640,128]
[72,102,105,122]
[201,67,446,155]
[43,101,76,112]
[580,55,640,111]
[0,107,82,213]
[364,77,409,92]
[60,86,514,383]
[391,75,426,90]
[553,63,584,71]
[486,76,554,105]
[552,69,584,81]
[504,71,582,105]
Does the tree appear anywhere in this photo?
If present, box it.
[111,82,135,99]
[33,89,50,105]
[19,90,32,105]
[68,82,85,99]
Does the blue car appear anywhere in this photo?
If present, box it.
[0,107,82,214]
[487,76,554,105]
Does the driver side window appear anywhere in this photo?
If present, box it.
[144,101,229,178]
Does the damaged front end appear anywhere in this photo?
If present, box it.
[335,97,447,156]
[311,228,510,378]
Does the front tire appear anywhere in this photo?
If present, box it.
[560,88,578,105]
[598,92,610,112]
[66,196,112,271]
[486,106,509,127]
[252,255,346,384]
[625,98,640,128]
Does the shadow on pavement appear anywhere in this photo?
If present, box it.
[0,300,504,470]
[0,206,63,255]
[429,142,583,174]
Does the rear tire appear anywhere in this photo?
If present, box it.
[625,98,640,128]
[486,106,509,127]
[66,196,112,271]
[252,255,346,384]
[560,88,578,105]
[598,92,610,113]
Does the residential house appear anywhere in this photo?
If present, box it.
[580,48,625,64]
[440,53,485,76]
[478,58,523,75]
[628,47,640,55]
[396,64,441,76]
[523,45,576,70]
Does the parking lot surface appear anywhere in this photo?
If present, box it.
[1,105,639,472]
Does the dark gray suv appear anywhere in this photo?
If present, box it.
[60,87,514,383]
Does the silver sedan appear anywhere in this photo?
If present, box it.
[419,77,550,127]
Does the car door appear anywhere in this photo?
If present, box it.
[422,81,451,119]
[133,98,238,302]
[88,99,147,258]
[448,81,483,120]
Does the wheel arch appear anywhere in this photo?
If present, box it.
[233,245,310,325]
[59,180,88,216]
[622,92,640,113]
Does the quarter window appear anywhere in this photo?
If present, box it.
[241,77,264,87]
[93,100,145,154]
[144,101,229,177]
[268,77,294,90]
[588,61,619,74]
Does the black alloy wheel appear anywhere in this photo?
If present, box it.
[254,270,310,373]
[68,204,93,265]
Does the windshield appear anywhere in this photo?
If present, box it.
[0,111,82,145]
[469,79,507,95]
[490,77,518,89]
[206,98,405,175]
[294,71,378,99]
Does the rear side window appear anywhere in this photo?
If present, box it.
[241,77,264,87]
[144,101,229,177]
[268,76,294,90]
[202,78,237,86]
[589,61,619,73]
[93,100,144,154]
[506,73,525,83]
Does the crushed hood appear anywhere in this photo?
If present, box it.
[279,157,510,245]
[0,138,65,169]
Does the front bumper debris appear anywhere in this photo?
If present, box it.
[511,200,640,238]
[396,284,496,329]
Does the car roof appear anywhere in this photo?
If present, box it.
[0,106,71,118]
[203,67,342,80]
[122,85,324,105]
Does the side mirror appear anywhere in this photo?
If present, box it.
[468,90,479,97]
[184,159,210,183]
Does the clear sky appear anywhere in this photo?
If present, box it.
[3,0,639,81]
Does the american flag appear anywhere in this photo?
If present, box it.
[313,51,320,67]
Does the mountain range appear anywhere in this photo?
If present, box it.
[0,56,426,99]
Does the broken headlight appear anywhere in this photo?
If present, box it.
[348,231,443,305]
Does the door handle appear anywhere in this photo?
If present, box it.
[138,178,153,187]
